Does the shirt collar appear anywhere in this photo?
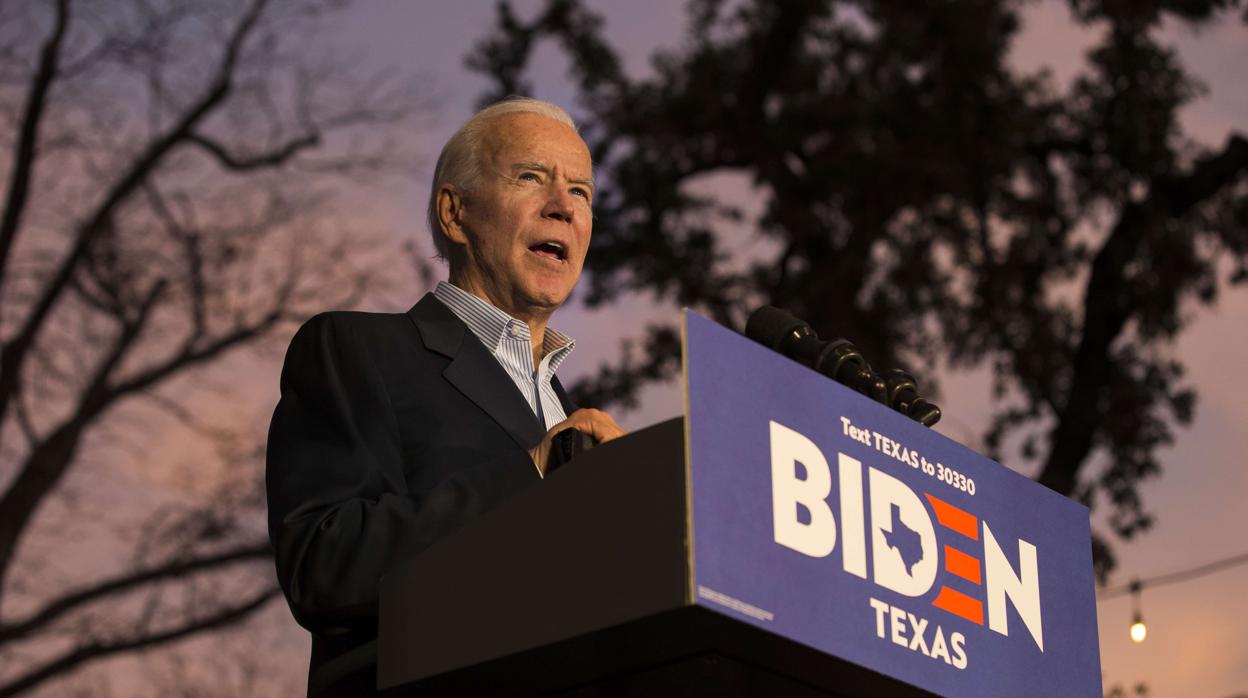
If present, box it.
[541,325,575,374]
[434,281,577,365]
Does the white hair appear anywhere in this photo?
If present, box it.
[426,97,580,260]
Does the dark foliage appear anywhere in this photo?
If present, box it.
[467,0,1248,580]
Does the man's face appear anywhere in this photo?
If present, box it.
[444,112,594,320]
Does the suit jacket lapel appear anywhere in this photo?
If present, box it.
[552,376,576,415]
[407,293,546,452]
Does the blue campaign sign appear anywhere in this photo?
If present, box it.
[683,310,1102,697]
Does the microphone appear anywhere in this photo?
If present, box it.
[745,306,884,402]
[744,306,941,427]
[880,369,942,427]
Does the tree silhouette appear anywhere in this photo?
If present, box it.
[468,0,1247,579]
[0,0,420,693]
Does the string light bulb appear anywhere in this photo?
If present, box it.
[1128,580,1146,643]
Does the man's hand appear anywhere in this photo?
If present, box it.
[529,408,626,475]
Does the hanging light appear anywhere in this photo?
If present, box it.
[1129,580,1147,643]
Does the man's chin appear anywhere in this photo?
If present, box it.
[520,283,575,315]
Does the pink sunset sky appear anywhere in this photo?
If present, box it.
[330,2,1247,696]
[307,2,1248,696]
[22,1,1243,695]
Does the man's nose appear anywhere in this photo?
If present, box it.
[541,187,575,223]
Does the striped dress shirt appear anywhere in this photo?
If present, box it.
[432,281,575,432]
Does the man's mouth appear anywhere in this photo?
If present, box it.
[528,241,568,262]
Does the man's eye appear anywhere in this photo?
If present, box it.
[519,172,541,183]
[571,187,590,200]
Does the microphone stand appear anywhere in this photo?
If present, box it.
[744,306,942,428]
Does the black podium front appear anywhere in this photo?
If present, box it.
[376,418,930,697]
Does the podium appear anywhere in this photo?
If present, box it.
[377,311,1102,697]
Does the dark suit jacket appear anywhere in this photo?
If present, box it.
[266,293,573,695]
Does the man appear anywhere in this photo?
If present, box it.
[266,98,625,696]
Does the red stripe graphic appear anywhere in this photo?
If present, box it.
[925,493,978,540]
[932,585,984,625]
[944,544,982,585]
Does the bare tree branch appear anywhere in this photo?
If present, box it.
[142,182,208,343]
[0,277,167,596]
[0,0,68,292]
[0,1,422,691]
[110,303,288,401]
[0,272,293,604]
[186,131,320,171]
[0,586,279,698]
[0,0,269,441]
[0,540,271,644]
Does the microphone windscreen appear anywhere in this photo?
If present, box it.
[745,305,807,350]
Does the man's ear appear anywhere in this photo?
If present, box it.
[436,184,468,246]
